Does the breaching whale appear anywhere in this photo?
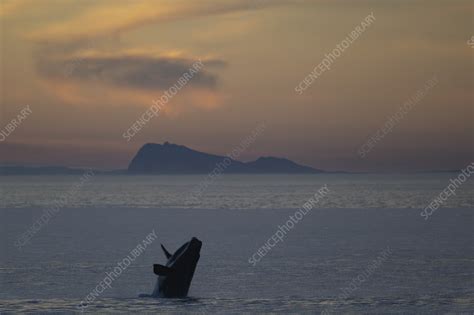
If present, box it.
[144,237,202,298]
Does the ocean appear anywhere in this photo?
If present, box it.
[0,174,473,314]
[1,173,473,210]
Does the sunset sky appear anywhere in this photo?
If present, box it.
[0,0,472,172]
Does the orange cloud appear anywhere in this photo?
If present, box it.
[27,0,293,43]
[0,0,31,17]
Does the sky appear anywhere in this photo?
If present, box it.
[0,0,472,172]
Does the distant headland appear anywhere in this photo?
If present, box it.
[0,142,324,175]
[127,142,323,174]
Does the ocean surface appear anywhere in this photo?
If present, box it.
[0,174,473,314]
[1,173,473,209]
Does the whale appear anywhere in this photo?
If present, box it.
[143,237,202,298]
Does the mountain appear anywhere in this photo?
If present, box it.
[127,142,323,174]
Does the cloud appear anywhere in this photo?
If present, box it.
[33,49,227,113]
[36,50,226,90]
[0,0,31,17]
[28,0,295,43]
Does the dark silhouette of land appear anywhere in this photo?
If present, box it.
[0,142,326,175]
[0,166,87,175]
[127,142,323,174]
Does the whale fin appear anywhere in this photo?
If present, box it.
[161,244,172,259]
[153,264,174,276]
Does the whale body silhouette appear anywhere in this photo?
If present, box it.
[143,237,202,298]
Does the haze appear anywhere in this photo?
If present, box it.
[0,0,472,172]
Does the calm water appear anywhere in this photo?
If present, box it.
[0,174,473,313]
[0,173,473,209]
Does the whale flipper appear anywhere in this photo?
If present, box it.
[161,244,172,259]
[154,264,174,276]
